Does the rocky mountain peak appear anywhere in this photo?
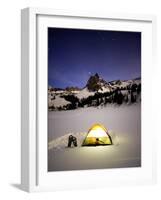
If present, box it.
[86,73,108,92]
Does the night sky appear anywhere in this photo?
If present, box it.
[48,28,141,89]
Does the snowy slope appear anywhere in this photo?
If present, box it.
[75,87,95,99]
[98,86,111,93]
[49,95,71,108]
[110,78,141,89]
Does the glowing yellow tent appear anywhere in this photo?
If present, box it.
[82,124,112,146]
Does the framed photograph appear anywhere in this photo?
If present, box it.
[21,8,156,192]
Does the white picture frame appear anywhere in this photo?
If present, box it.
[21,7,157,192]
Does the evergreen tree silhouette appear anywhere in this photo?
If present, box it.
[131,91,136,103]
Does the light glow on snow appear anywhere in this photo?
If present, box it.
[87,126,108,138]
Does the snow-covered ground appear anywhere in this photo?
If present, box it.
[48,95,71,108]
[48,103,141,171]
[75,87,95,99]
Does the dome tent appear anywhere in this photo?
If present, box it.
[82,124,113,146]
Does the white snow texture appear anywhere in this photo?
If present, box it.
[48,104,141,171]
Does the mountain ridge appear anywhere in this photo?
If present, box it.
[49,73,141,92]
[48,73,141,111]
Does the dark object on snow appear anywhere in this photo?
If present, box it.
[68,135,77,147]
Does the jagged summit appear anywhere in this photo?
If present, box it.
[86,73,109,92]
[48,74,141,110]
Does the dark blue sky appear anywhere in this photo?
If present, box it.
[48,28,141,89]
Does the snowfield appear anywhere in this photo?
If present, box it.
[48,103,141,171]
[75,87,95,99]
[49,95,71,108]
